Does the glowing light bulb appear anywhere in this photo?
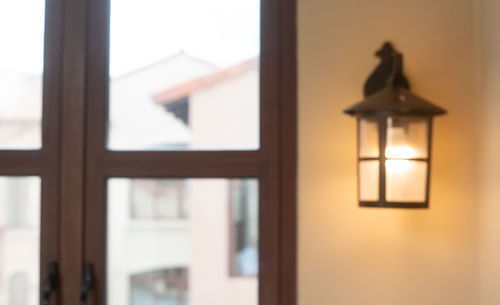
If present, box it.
[385,145,416,173]
[385,145,416,159]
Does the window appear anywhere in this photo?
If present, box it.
[84,0,297,301]
[108,178,259,305]
[130,179,187,220]
[4,178,38,228]
[0,0,296,304]
[8,272,29,305]
[229,179,259,276]
[6,178,29,227]
[0,0,44,150]
[164,97,189,126]
[130,268,188,305]
[0,177,40,305]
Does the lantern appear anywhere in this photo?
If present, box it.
[344,42,446,208]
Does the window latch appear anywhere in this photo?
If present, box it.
[42,261,59,305]
[80,263,95,305]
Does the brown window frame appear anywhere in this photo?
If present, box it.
[84,0,297,297]
[0,0,63,301]
[0,0,296,304]
[82,0,297,302]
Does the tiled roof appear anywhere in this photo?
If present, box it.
[154,58,258,105]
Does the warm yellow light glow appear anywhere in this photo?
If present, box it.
[385,145,417,159]
[385,160,411,174]
[359,145,426,202]
[385,145,416,174]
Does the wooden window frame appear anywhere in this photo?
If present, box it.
[0,0,295,304]
[0,0,64,302]
[80,0,297,303]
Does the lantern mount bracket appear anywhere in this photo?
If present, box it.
[363,42,410,97]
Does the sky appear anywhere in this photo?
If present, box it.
[0,0,46,74]
[0,0,260,76]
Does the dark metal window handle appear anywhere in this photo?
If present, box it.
[42,262,59,305]
[80,264,95,305]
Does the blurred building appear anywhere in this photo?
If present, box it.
[107,52,259,305]
[0,66,41,305]
[0,52,259,305]
[0,177,40,305]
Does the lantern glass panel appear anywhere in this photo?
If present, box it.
[359,160,379,201]
[386,117,429,159]
[359,118,379,158]
[386,160,427,202]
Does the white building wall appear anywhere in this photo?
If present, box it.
[107,179,190,305]
[188,67,259,305]
[190,68,259,150]
[0,177,40,305]
[189,179,258,305]
[109,53,217,149]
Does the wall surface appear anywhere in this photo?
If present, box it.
[298,0,480,304]
[478,0,500,304]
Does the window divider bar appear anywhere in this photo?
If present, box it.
[90,159,263,178]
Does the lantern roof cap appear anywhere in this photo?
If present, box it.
[344,86,447,117]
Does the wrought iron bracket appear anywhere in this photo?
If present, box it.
[363,41,410,97]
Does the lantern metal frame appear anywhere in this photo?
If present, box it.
[344,42,447,209]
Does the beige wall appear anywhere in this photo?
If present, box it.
[298,0,481,304]
[478,0,500,304]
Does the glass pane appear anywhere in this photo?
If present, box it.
[386,160,427,202]
[108,0,260,151]
[107,178,259,305]
[0,176,41,305]
[229,180,259,276]
[359,161,379,201]
[359,118,379,158]
[0,1,45,149]
[386,117,429,159]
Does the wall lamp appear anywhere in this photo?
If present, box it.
[344,42,446,208]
